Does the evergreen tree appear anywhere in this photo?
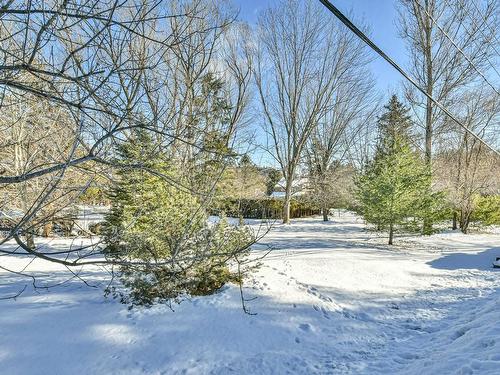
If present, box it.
[265,169,282,196]
[356,96,431,244]
[103,129,253,305]
[104,129,202,259]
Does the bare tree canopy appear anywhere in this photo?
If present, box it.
[255,0,365,223]
[397,0,499,166]
[0,0,257,274]
[305,27,378,221]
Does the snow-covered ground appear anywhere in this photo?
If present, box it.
[1,211,499,374]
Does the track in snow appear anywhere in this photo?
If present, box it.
[1,211,499,374]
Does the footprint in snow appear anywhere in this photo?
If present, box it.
[310,304,331,319]
[388,302,400,310]
[321,306,331,319]
[398,352,420,360]
[479,338,495,348]
[298,323,312,332]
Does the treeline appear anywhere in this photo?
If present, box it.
[212,198,320,220]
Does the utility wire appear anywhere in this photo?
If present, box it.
[469,0,500,48]
[318,0,500,157]
[442,0,500,79]
[415,0,499,95]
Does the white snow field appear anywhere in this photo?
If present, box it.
[1,211,499,374]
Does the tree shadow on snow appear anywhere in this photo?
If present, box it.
[1,263,499,375]
[427,247,500,271]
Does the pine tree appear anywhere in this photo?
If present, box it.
[266,169,282,196]
[356,96,431,244]
[103,129,253,305]
[104,129,203,260]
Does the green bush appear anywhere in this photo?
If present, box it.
[112,218,253,306]
[473,195,500,226]
[103,130,254,306]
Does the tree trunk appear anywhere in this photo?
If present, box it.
[422,0,434,236]
[423,0,433,168]
[283,198,291,224]
[460,212,470,234]
[282,176,294,224]
[42,222,53,237]
[452,212,457,230]
[388,222,394,245]
[26,232,35,248]
[322,205,329,221]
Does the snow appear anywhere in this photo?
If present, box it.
[74,205,108,232]
[1,211,499,374]
[269,190,305,198]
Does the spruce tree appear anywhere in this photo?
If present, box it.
[103,129,253,305]
[104,129,203,260]
[356,96,431,244]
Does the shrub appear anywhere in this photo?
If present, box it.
[88,222,105,235]
[103,130,254,306]
[473,195,500,226]
[112,218,253,306]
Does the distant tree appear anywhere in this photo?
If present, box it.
[0,78,85,242]
[397,0,499,233]
[356,96,432,244]
[307,161,357,220]
[434,87,500,233]
[214,154,267,220]
[305,16,377,222]
[216,155,266,200]
[265,169,282,196]
[255,0,342,223]
[235,155,266,200]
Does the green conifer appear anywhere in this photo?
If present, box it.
[356,96,433,244]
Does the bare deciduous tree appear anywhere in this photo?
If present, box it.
[0,0,258,295]
[305,28,377,221]
[434,86,500,233]
[255,0,345,223]
[397,0,499,232]
[398,0,498,167]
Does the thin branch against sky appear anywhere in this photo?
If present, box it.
[234,0,405,94]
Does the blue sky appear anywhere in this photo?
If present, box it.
[232,0,408,166]
[233,0,406,95]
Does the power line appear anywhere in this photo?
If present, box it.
[415,0,499,95]
[442,0,500,79]
[318,0,500,157]
[469,0,500,48]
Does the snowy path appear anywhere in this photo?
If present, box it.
[1,212,499,374]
